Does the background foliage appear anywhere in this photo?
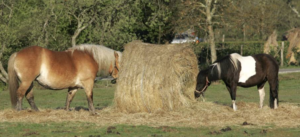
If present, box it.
[1,0,300,84]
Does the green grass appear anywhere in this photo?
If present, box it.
[1,73,300,136]
[0,122,300,137]
[202,72,300,107]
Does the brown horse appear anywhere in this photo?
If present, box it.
[8,44,121,114]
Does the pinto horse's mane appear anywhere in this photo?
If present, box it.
[229,53,241,71]
[210,63,221,79]
[67,44,122,76]
[207,53,242,81]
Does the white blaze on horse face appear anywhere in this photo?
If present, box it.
[258,87,265,108]
[236,55,256,83]
[232,100,237,111]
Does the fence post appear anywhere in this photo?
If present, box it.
[281,41,284,67]
[222,34,225,48]
[240,45,243,55]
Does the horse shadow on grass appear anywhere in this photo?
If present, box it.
[55,106,105,112]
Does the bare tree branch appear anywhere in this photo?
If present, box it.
[289,3,300,18]
[211,0,218,16]
[0,73,7,83]
[71,12,96,47]
[2,1,13,19]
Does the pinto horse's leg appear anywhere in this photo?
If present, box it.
[258,87,265,109]
[226,85,237,111]
[65,88,78,111]
[81,79,96,114]
[269,79,279,109]
[257,82,266,109]
[25,83,39,111]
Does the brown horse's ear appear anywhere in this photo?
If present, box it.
[109,63,113,74]
[114,51,120,69]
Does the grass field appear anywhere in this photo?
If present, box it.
[0,73,300,136]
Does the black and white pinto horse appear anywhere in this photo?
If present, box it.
[195,53,279,111]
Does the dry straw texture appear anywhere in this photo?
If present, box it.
[1,102,300,128]
[114,41,199,113]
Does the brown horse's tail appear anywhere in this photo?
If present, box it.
[8,53,18,108]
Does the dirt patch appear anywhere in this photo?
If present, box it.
[1,102,300,128]
[106,126,120,135]
[157,126,178,133]
[209,126,232,135]
[23,131,39,136]
[51,130,71,133]
[242,121,254,126]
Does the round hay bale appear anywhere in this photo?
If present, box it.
[114,41,199,113]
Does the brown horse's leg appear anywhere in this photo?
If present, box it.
[16,82,32,111]
[81,79,96,114]
[65,88,77,111]
[25,83,39,111]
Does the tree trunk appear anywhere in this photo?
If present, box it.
[206,0,217,63]
[208,25,217,63]
[0,44,8,84]
[281,42,284,67]
[72,30,81,47]
[158,25,161,44]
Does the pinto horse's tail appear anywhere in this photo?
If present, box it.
[8,53,18,108]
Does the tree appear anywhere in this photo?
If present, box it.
[63,0,96,47]
[222,0,299,41]
[174,0,220,63]
[288,0,300,18]
[71,0,140,50]
[134,0,174,44]
[0,0,18,84]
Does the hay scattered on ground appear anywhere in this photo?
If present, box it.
[1,102,300,128]
[114,41,199,113]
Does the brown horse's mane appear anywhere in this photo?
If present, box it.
[67,44,122,76]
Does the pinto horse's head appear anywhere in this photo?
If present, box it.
[109,51,121,84]
[195,71,210,98]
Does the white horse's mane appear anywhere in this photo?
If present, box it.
[68,44,122,76]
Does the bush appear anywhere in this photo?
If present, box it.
[192,41,290,68]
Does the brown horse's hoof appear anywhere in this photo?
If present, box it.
[90,112,98,116]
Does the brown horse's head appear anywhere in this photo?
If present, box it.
[109,51,120,83]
